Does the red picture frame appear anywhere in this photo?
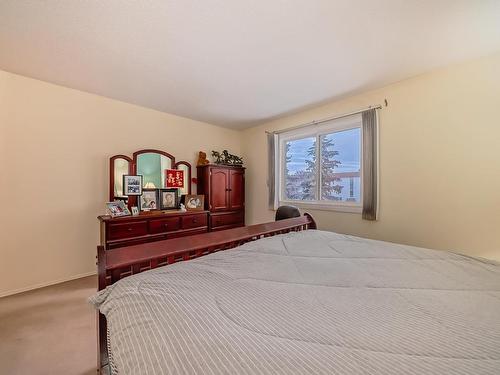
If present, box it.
[165,169,184,188]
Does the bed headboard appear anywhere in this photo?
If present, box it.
[97,213,316,291]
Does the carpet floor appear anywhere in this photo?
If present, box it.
[0,276,97,375]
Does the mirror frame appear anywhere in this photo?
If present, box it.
[174,161,192,195]
[109,149,193,207]
[109,155,133,201]
[132,149,176,174]
[130,150,175,207]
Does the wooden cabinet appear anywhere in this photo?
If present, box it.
[209,211,245,231]
[228,168,245,210]
[210,168,230,211]
[99,210,209,249]
[197,164,245,231]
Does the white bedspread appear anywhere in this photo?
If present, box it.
[90,230,500,374]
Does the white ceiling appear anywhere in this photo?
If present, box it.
[1,1,500,129]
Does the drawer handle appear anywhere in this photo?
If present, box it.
[193,219,198,223]
[164,224,168,228]
[127,228,133,232]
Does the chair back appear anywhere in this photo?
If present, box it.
[275,205,301,221]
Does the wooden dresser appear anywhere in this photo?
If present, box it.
[99,210,209,249]
[197,164,245,231]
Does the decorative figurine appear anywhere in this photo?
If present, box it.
[211,150,243,166]
[179,203,187,212]
[197,151,210,166]
[211,150,222,164]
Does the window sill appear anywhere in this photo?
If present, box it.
[279,200,362,214]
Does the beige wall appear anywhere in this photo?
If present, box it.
[242,52,500,262]
[0,71,241,297]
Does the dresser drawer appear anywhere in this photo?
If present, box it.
[149,217,181,234]
[211,212,244,229]
[181,214,207,229]
[107,221,148,240]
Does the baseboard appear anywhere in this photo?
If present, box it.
[0,271,97,298]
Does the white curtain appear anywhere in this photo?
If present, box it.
[267,132,279,210]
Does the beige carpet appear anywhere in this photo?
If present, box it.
[0,276,97,375]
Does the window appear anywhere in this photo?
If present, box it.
[279,114,362,212]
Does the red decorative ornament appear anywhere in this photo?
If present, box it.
[191,177,198,184]
[165,169,184,188]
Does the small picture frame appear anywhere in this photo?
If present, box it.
[123,175,143,196]
[185,194,205,211]
[106,201,131,217]
[131,206,139,216]
[139,189,159,211]
[159,189,179,210]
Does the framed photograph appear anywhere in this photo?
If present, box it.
[185,194,205,211]
[123,175,143,196]
[106,201,131,217]
[159,189,178,210]
[131,206,139,216]
[139,189,159,211]
[165,169,184,188]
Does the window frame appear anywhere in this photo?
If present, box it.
[278,114,363,213]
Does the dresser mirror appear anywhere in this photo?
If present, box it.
[174,161,191,196]
[110,155,132,200]
[135,151,174,189]
[109,149,191,201]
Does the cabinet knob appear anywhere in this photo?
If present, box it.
[164,224,168,228]
[127,228,133,232]
[193,219,198,223]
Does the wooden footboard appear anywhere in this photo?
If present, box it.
[96,213,316,373]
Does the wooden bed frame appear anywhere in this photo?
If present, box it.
[96,213,316,374]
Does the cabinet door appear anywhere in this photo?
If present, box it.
[210,168,230,211]
[229,169,245,210]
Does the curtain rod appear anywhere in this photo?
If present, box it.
[266,105,382,135]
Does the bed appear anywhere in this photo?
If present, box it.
[91,214,500,374]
